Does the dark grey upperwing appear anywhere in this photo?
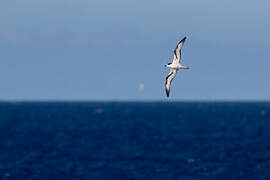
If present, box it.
[165,69,177,97]
[173,36,186,63]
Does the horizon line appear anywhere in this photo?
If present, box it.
[0,99,270,103]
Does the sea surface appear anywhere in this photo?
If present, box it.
[1,102,270,180]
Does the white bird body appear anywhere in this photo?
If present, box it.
[165,36,189,97]
[166,63,188,69]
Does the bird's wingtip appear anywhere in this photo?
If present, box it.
[182,36,187,41]
[166,91,170,97]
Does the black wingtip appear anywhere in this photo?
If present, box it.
[180,36,187,42]
[166,90,170,97]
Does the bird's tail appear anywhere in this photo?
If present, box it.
[181,66,189,69]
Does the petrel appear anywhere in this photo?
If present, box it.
[165,37,189,97]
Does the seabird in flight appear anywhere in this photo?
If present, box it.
[165,36,189,97]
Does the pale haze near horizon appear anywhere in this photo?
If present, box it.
[0,0,270,101]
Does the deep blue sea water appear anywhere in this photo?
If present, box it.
[1,102,270,180]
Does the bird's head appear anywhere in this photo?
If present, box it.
[165,63,172,67]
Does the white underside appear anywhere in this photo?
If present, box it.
[166,63,188,69]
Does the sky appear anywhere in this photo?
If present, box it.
[0,0,270,101]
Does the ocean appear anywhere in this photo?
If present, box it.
[0,102,270,179]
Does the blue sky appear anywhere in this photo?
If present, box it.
[0,0,270,100]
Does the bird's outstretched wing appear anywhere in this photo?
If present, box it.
[173,37,186,64]
[165,69,177,97]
